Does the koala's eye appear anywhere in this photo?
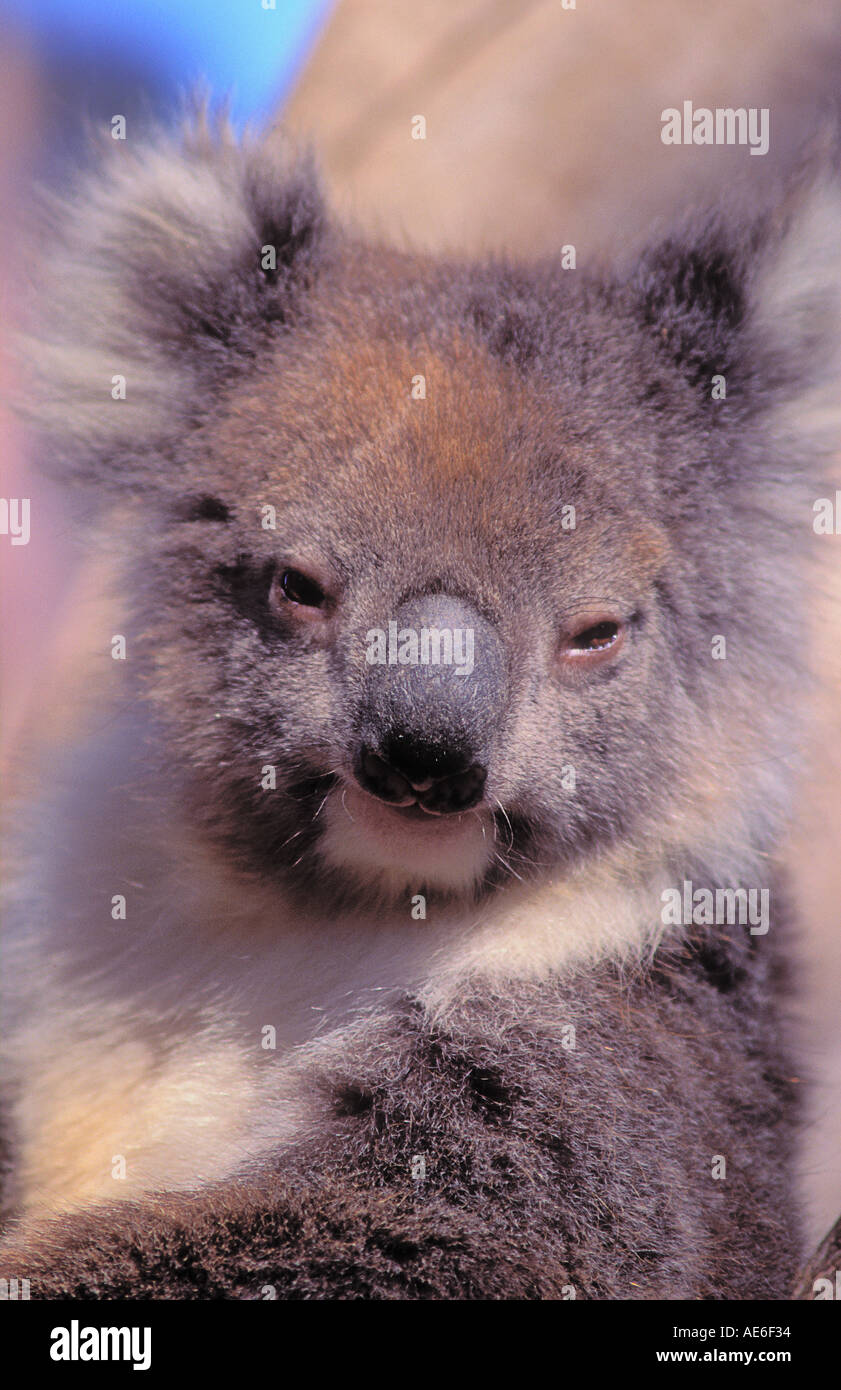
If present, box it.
[560,616,626,668]
[571,620,620,652]
[276,567,327,609]
[268,562,335,632]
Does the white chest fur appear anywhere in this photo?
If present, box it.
[2,721,670,1220]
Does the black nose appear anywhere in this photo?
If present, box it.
[355,742,487,815]
[354,591,506,816]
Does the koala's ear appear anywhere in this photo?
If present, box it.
[632,168,841,436]
[20,113,327,485]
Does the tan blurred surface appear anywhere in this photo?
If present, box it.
[283,0,841,255]
[284,0,841,1243]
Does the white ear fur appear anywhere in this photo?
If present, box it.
[16,115,323,484]
[751,176,841,444]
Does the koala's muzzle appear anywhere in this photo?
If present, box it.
[354,594,507,815]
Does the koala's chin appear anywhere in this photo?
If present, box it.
[317,783,494,901]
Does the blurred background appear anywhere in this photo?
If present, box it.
[1,0,839,1247]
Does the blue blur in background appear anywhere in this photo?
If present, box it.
[1,0,333,157]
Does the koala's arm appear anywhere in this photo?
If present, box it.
[4,1189,833,1303]
[0,1173,560,1301]
[0,955,804,1300]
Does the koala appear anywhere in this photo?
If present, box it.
[1,114,840,1299]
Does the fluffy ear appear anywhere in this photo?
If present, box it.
[19,113,326,484]
[632,167,841,440]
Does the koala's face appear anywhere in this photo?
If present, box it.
[36,126,837,909]
[147,324,668,902]
[140,262,811,909]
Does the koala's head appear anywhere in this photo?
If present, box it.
[27,117,841,910]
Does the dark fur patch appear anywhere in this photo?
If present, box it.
[177,494,232,523]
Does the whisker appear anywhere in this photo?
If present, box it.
[492,797,516,856]
[493,850,525,884]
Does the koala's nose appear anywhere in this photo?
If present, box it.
[355,741,487,815]
[355,591,507,815]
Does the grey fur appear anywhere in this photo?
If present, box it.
[2,115,840,1297]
